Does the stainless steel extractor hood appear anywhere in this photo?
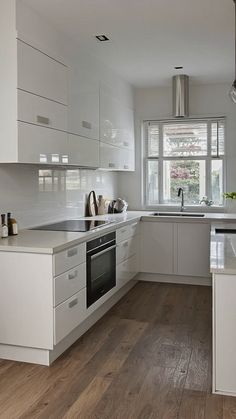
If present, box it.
[172,74,189,117]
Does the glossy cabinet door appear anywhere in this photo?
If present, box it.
[68,66,99,140]
[68,134,99,168]
[17,39,68,104]
[99,142,135,171]
[141,222,175,274]
[213,274,236,395]
[18,90,68,132]
[100,87,134,150]
[177,223,210,277]
[18,122,68,165]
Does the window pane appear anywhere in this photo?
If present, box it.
[147,160,159,205]
[148,124,159,157]
[163,160,206,205]
[211,121,225,156]
[163,122,207,157]
[212,160,223,205]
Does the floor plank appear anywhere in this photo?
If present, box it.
[0,281,234,419]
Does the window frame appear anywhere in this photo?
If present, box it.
[143,117,226,209]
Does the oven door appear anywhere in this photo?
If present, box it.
[87,244,116,307]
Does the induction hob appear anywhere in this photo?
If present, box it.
[31,219,110,232]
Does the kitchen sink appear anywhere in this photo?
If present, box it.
[152,212,205,217]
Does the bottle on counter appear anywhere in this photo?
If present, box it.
[97,195,106,215]
[7,212,18,236]
[1,214,8,238]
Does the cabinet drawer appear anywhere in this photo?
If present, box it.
[116,222,139,243]
[54,263,86,307]
[116,255,138,289]
[54,288,86,344]
[18,90,67,132]
[17,40,67,104]
[116,236,138,265]
[54,243,86,276]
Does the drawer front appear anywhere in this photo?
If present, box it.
[116,222,139,243]
[54,243,86,276]
[18,90,67,132]
[54,288,86,344]
[54,263,86,307]
[116,255,138,289]
[116,235,138,265]
[17,39,67,104]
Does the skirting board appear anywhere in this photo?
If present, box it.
[137,272,212,286]
[0,280,137,366]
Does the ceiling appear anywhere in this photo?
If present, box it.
[22,0,235,87]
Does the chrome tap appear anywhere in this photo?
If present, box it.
[177,188,185,212]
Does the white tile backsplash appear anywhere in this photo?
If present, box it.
[0,165,118,228]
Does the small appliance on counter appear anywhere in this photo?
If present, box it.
[108,198,128,213]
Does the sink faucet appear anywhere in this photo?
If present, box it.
[177,188,185,212]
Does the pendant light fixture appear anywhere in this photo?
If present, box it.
[229,0,236,103]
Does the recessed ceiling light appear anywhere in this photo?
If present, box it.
[95,35,110,42]
[174,66,183,70]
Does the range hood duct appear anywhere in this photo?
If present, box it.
[172,74,189,117]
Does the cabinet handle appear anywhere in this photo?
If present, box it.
[68,298,78,308]
[82,120,92,130]
[121,229,126,233]
[124,165,129,170]
[68,270,78,280]
[123,241,129,247]
[131,223,137,228]
[37,115,50,125]
[67,248,78,258]
[123,141,129,147]
[109,163,116,168]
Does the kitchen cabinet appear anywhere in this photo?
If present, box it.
[140,221,210,278]
[17,39,68,105]
[68,66,99,140]
[213,274,236,396]
[177,223,210,277]
[116,222,140,288]
[100,87,134,150]
[140,221,174,274]
[100,142,135,171]
[68,134,99,168]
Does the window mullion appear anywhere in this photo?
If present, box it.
[159,123,164,204]
[206,121,212,200]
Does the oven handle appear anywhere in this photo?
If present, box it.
[90,244,117,260]
[87,239,116,255]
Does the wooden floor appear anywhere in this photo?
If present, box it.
[1,281,236,419]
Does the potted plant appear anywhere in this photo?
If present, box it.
[223,192,236,213]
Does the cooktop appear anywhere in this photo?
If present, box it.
[31,219,110,232]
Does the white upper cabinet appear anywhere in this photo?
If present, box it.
[100,86,134,150]
[18,90,68,132]
[68,66,99,140]
[68,134,99,168]
[17,40,68,105]
[100,142,135,171]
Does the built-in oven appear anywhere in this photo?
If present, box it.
[86,232,116,307]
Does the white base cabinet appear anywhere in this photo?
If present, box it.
[141,221,210,278]
[213,273,236,396]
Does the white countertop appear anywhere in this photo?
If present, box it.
[0,212,145,254]
[211,223,236,274]
[1,210,236,256]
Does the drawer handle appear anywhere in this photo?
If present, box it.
[69,298,78,309]
[131,224,137,228]
[123,141,129,147]
[124,165,129,170]
[37,115,50,125]
[82,120,92,129]
[68,270,78,280]
[109,163,116,168]
[121,229,126,233]
[123,241,129,247]
[67,248,78,258]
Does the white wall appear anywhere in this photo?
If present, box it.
[0,2,134,228]
[118,83,236,209]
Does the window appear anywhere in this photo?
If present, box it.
[144,118,225,207]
